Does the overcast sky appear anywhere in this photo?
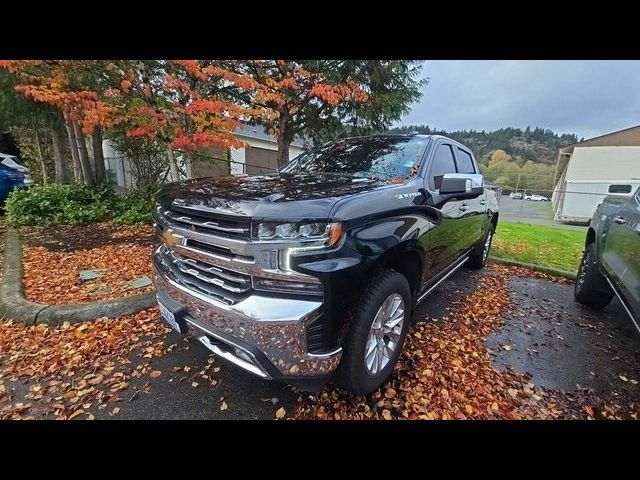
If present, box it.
[397,60,640,140]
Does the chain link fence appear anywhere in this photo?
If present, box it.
[486,171,638,229]
[104,152,279,193]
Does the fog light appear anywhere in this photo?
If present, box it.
[253,277,323,295]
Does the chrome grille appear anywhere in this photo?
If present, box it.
[176,253,250,285]
[163,206,250,239]
[155,246,251,305]
[153,202,323,305]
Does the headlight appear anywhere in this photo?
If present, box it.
[254,222,344,246]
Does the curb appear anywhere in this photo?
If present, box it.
[488,255,577,280]
[0,227,157,326]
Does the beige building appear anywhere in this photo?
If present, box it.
[552,125,640,224]
[103,123,308,189]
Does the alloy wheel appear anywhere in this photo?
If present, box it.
[364,293,405,376]
[483,229,493,263]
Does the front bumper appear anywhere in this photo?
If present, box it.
[153,261,342,384]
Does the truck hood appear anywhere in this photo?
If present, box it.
[156,172,386,219]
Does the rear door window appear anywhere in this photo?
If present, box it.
[455,148,476,174]
[429,144,457,190]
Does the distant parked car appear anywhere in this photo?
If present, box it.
[509,191,523,199]
[575,186,640,332]
[0,153,33,205]
[525,194,549,202]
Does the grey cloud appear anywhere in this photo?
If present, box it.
[399,60,640,139]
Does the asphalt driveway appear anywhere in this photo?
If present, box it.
[499,195,586,230]
[487,276,640,396]
[82,266,640,419]
[2,264,638,419]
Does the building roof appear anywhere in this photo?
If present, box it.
[561,124,640,154]
[234,122,307,147]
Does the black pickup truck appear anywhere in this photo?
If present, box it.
[152,134,499,394]
[575,186,640,332]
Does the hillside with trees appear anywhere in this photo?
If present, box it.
[388,125,580,166]
[388,125,581,193]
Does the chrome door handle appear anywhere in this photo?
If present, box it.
[459,205,470,212]
[614,216,626,224]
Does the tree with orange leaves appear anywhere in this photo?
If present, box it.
[218,60,370,166]
[106,60,264,181]
[0,60,115,186]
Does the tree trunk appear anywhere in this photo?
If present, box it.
[73,122,94,187]
[92,126,106,184]
[32,121,48,186]
[65,119,82,183]
[167,147,179,181]
[276,134,291,168]
[275,111,293,168]
[50,121,67,182]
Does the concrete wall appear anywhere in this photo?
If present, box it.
[190,147,229,178]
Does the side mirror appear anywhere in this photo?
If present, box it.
[440,173,484,197]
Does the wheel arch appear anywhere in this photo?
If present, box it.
[373,242,424,298]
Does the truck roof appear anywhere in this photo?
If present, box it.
[336,133,436,142]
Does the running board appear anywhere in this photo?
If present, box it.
[417,256,469,304]
[604,276,640,334]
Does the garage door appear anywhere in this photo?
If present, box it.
[191,147,230,178]
[245,147,279,175]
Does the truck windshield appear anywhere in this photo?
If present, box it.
[280,136,430,181]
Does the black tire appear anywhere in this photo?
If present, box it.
[575,242,614,309]
[467,223,495,269]
[335,270,412,395]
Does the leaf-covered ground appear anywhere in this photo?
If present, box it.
[1,232,638,419]
[291,264,639,420]
[0,309,172,419]
[21,223,155,304]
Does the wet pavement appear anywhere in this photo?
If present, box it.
[94,333,299,420]
[499,196,586,230]
[487,277,640,397]
[88,271,476,420]
[3,265,639,419]
[96,266,639,419]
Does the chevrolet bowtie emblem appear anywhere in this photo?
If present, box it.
[162,229,183,246]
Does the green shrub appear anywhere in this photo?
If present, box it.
[5,182,156,226]
[112,186,156,225]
